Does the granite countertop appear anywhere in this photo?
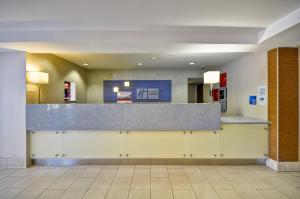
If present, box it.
[26,103,221,131]
[221,116,269,124]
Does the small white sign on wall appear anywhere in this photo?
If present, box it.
[257,85,266,105]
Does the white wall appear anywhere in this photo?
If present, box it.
[0,52,27,168]
[220,51,268,120]
[87,69,203,103]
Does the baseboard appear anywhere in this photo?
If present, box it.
[266,158,300,171]
[32,158,266,166]
[0,158,27,168]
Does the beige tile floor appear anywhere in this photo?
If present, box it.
[0,165,300,199]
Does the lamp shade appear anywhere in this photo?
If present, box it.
[204,71,220,84]
[26,71,49,84]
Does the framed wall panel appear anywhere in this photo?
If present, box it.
[103,80,171,102]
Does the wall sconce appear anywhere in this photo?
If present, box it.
[26,71,49,103]
[113,87,119,93]
[204,71,220,102]
[124,81,130,87]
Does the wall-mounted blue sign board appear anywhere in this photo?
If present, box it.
[104,80,171,102]
[249,95,257,105]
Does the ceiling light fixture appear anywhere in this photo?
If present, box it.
[113,87,119,93]
[137,62,143,66]
[83,63,89,66]
[124,81,130,87]
[189,62,195,65]
[181,44,256,53]
[150,57,158,61]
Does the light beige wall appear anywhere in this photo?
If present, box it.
[220,51,268,120]
[26,53,87,103]
[188,84,197,103]
[203,84,211,103]
[87,69,203,103]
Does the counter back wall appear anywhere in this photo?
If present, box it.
[25,54,206,104]
[86,69,203,103]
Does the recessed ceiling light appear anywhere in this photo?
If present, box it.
[83,63,89,66]
[150,57,158,61]
[189,62,195,65]
[124,81,130,87]
[113,87,119,93]
[137,62,143,66]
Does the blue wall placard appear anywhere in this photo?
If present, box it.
[104,80,171,102]
[249,95,257,105]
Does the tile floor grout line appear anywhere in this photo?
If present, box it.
[228,167,255,198]
[1,165,300,199]
[150,165,152,199]
[226,167,269,199]
[9,167,54,199]
[277,173,300,188]
[37,167,70,198]
[262,175,300,199]
[240,172,273,191]
[127,165,136,199]
[103,166,120,199]
[184,166,200,199]
[240,167,271,189]
[79,166,103,199]
[33,167,66,199]
[167,167,176,199]
[52,167,84,198]
[77,177,95,199]
[198,166,222,199]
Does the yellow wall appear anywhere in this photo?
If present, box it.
[26,53,87,103]
[86,70,113,103]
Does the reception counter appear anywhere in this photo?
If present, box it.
[26,104,269,166]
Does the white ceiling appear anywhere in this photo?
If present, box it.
[0,0,300,69]
[56,52,248,70]
[1,0,299,27]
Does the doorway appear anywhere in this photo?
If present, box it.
[188,78,204,103]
